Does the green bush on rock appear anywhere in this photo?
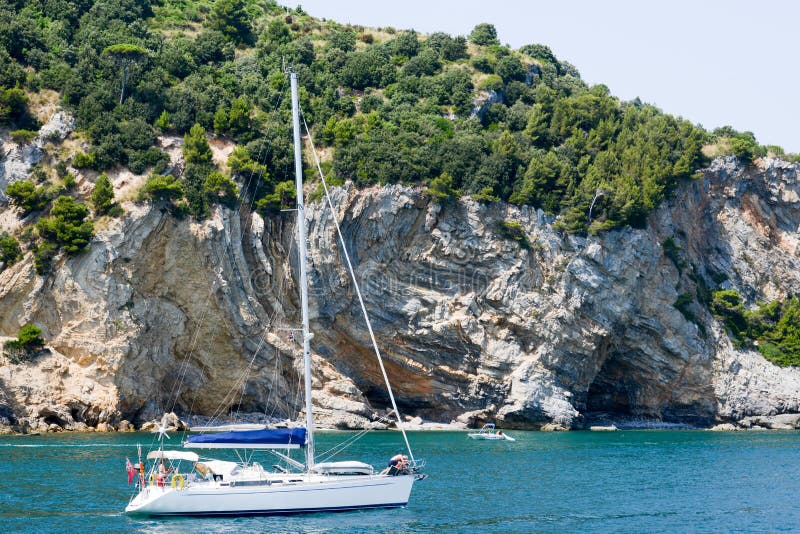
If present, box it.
[4,324,44,363]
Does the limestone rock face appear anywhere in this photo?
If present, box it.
[0,110,75,204]
[1,156,800,430]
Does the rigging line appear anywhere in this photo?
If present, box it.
[293,341,305,421]
[315,411,396,463]
[262,344,281,422]
[198,337,270,428]
[267,328,295,422]
[232,331,267,421]
[167,289,215,414]
[300,111,416,462]
[175,83,288,422]
[204,340,267,426]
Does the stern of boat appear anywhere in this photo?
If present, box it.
[125,485,175,515]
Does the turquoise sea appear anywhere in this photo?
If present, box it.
[1,430,799,533]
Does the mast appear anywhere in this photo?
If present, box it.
[290,70,315,470]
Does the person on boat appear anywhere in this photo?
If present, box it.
[497,430,503,436]
[387,454,409,475]
[156,460,168,487]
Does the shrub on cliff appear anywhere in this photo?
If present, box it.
[32,242,57,274]
[35,196,95,254]
[0,87,27,124]
[425,172,458,205]
[4,324,44,364]
[499,221,530,249]
[139,173,184,204]
[10,129,37,144]
[204,171,239,207]
[255,180,295,214]
[0,233,22,268]
[710,290,800,367]
[5,180,48,214]
[91,174,115,215]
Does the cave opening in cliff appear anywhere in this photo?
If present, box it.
[585,352,640,416]
[362,386,419,416]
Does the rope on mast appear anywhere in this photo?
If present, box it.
[300,113,416,462]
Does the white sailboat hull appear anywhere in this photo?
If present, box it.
[125,474,415,516]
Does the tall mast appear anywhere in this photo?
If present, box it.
[290,70,314,470]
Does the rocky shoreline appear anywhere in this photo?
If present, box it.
[3,410,800,435]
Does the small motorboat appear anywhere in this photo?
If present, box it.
[467,423,516,441]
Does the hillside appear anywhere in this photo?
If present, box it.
[1,0,777,232]
[1,1,800,432]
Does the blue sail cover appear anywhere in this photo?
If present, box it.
[184,428,307,449]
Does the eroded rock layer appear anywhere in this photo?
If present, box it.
[1,156,800,431]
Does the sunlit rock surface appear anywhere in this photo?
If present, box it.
[1,154,800,431]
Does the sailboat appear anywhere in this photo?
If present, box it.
[124,71,424,516]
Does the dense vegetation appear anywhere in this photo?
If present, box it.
[710,290,800,367]
[1,0,782,238]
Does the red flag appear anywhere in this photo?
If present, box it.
[126,457,135,484]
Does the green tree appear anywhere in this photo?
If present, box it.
[182,163,212,218]
[5,180,47,214]
[512,150,572,212]
[91,173,115,215]
[472,186,499,203]
[756,297,800,366]
[495,55,526,83]
[520,43,559,65]
[35,196,94,254]
[139,173,184,203]
[340,48,395,89]
[261,19,291,51]
[155,110,171,131]
[469,23,499,46]
[183,123,213,164]
[426,172,459,204]
[204,171,239,206]
[328,29,357,52]
[0,87,27,124]
[389,30,419,57]
[0,233,22,268]
[32,242,57,275]
[213,107,229,133]
[255,181,295,214]
[102,44,149,104]
[4,323,45,363]
[228,97,251,135]
[17,324,44,350]
[710,290,748,343]
[228,146,269,177]
[210,0,252,44]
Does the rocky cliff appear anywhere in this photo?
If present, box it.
[2,152,800,432]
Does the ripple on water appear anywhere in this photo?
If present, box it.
[1,430,799,532]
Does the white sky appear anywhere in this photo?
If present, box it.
[279,0,799,153]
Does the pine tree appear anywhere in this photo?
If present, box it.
[91,173,115,215]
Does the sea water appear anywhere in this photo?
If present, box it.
[1,430,799,533]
